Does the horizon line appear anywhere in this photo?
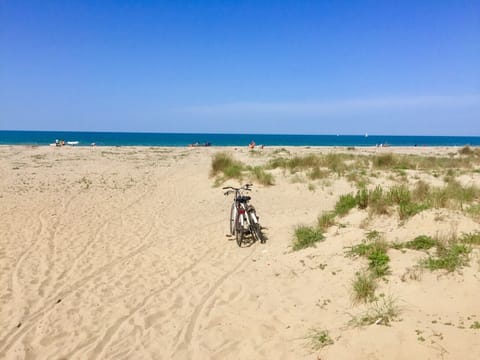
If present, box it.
[2,129,480,137]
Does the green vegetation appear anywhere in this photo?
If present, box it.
[210,152,275,186]
[368,247,390,277]
[348,231,390,278]
[334,194,357,216]
[466,204,480,220]
[459,145,480,156]
[460,232,480,245]
[340,180,480,220]
[398,202,429,220]
[470,321,480,329]
[317,211,336,231]
[352,271,377,304]
[347,231,390,303]
[249,166,275,186]
[393,232,479,272]
[293,225,325,251]
[305,329,334,350]
[267,153,353,176]
[308,166,329,180]
[349,296,401,327]
[394,235,437,251]
[422,242,470,272]
[211,152,244,182]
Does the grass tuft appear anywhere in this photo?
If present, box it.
[402,235,437,250]
[398,202,430,220]
[250,166,275,186]
[293,226,325,251]
[211,152,244,182]
[352,271,377,304]
[334,194,357,216]
[349,296,401,327]
[459,145,475,155]
[418,233,471,272]
[347,232,390,278]
[305,329,334,350]
[317,211,336,231]
[460,232,480,245]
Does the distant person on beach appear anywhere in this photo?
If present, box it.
[249,140,256,149]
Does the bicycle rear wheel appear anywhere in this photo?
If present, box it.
[251,222,265,243]
[248,210,265,243]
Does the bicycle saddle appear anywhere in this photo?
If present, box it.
[237,196,251,203]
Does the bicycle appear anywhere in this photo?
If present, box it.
[223,184,265,247]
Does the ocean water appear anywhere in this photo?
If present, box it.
[1,130,480,147]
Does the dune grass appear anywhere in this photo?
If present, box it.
[211,152,275,186]
[211,152,244,181]
[393,235,437,251]
[305,329,334,350]
[293,225,325,251]
[347,231,390,303]
[334,194,357,216]
[352,271,377,304]
[249,166,275,186]
[420,233,471,272]
[422,244,470,272]
[267,153,354,176]
[350,180,480,219]
[349,296,401,327]
[317,211,336,231]
[393,232,479,272]
[460,232,480,245]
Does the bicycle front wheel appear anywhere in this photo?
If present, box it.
[235,220,244,247]
[229,203,237,236]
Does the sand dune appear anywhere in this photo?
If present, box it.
[1,145,479,359]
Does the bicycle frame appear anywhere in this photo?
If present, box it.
[223,184,264,246]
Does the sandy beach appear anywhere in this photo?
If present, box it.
[1,145,479,359]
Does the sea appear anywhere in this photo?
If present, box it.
[1,130,480,147]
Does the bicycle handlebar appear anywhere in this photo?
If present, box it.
[222,184,253,196]
[222,184,253,191]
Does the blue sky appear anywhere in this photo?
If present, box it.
[1,0,479,135]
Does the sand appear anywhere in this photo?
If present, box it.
[0,145,479,359]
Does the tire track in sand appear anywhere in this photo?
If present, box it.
[0,185,164,356]
[86,249,211,360]
[0,233,157,356]
[172,244,258,359]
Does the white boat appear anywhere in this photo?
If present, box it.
[67,141,79,146]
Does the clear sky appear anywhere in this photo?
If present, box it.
[1,0,479,135]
